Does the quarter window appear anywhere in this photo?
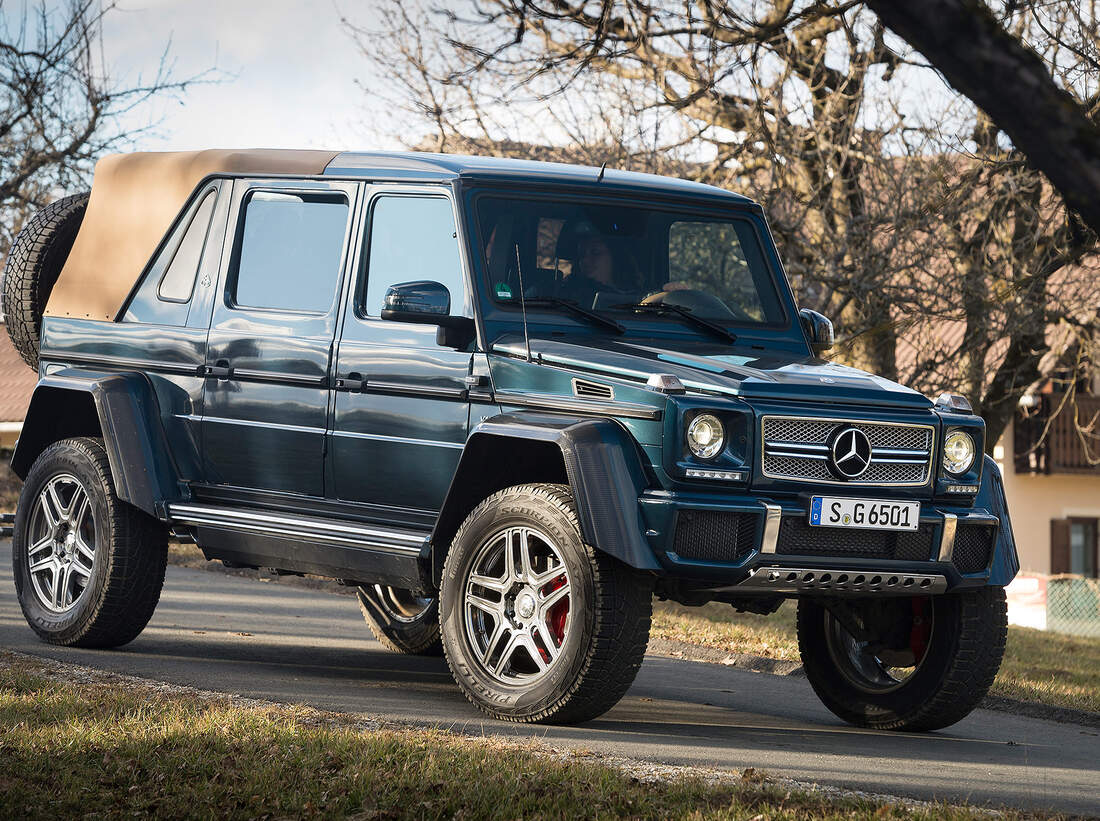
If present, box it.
[363,196,465,316]
[159,189,216,302]
[233,191,349,313]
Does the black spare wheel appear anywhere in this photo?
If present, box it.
[2,192,90,369]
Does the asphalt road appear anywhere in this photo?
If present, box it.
[1,544,1097,815]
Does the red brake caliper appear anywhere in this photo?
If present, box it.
[538,574,569,663]
[909,597,931,663]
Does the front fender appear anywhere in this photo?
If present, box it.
[975,454,1019,587]
[432,412,661,580]
[12,369,179,517]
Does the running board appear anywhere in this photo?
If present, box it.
[723,566,948,596]
[167,503,429,555]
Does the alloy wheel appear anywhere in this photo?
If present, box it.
[372,585,434,623]
[26,473,96,613]
[462,525,572,685]
[824,597,934,694]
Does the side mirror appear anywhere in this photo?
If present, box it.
[799,308,834,357]
[380,280,475,349]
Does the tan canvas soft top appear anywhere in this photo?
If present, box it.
[45,148,339,321]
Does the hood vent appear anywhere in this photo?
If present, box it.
[572,378,614,401]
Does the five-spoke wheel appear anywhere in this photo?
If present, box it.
[13,437,167,648]
[440,483,653,724]
[357,584,443,656]
[797,589,1007,731]
[463,525,572,684]
[25,474,96,613]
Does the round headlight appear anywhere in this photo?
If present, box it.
[687,413,725,459]
[943,430,975,475]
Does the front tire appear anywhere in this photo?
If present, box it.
[12,437,168,648]
[797,589,1007,731]
[440,483,653,724]
[357,585,443,656]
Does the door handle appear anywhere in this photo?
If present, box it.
[203,359,232,380]
[335,371,365,392]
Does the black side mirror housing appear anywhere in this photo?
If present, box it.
[380,280,476,349]
[798,308,834,357]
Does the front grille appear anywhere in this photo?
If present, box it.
[776,517,936,561]
[672,510,759,563]
[953,525,995,573]
[761,416,934,486]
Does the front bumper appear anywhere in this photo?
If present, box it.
[639,490,1000,594]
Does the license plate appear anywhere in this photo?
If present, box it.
[809,496,920,532]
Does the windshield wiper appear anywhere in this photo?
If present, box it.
[507,297,625,335]
[613,302,737,343]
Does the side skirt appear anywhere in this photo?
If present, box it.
[167,503,432,591]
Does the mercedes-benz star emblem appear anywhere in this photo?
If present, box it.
[829,427,872,479]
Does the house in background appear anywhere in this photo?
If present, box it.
[0,328,37,449]
[1005,390,1100,579]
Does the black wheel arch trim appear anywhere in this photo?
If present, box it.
[12,368,180,518]
[976,454,1019,587]
[430,412,661,582]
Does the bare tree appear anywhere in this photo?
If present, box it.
[0,0,210,259]
[347,0,1100,451]
[865,0,1100,239]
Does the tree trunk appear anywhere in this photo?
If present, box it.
[865,0,1100,237]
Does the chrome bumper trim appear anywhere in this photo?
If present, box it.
[759,504,782,554]
[938,513,958,562]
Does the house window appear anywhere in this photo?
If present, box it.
[1052,517,1099,577]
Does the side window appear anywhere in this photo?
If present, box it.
[159,189,216,302]
[362,196,465,316]
[233,191,349,313]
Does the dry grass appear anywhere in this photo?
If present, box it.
[0,652,1020,820]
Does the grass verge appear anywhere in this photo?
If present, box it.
[0,652,1019,820]
[651,600,1100,714]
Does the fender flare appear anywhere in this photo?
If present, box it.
[976,454,1020,587]
[431,413,661,581]
[12,368,179,518]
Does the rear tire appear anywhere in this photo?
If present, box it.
[797,589,1007,731]
[12,437,168,648]
[440,483,653,724]
[1,192,89,369]
[357,585,443,656]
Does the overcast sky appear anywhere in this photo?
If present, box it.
[100,0,397,152]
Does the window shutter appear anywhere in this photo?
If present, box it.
[1050,519,1071,574]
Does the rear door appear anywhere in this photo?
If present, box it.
[328,188,474,529]
[201,178,359,498]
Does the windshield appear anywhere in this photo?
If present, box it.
[476,195,786,328]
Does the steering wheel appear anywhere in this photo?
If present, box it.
[642,288,754,322]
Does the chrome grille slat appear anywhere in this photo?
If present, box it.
[761,415,934,486]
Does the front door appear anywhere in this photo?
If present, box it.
[329,189,473,529]
[201,178,359,498]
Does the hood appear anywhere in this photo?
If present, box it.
[491,334,932,409]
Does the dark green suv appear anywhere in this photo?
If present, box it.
[2,149,1017,730]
